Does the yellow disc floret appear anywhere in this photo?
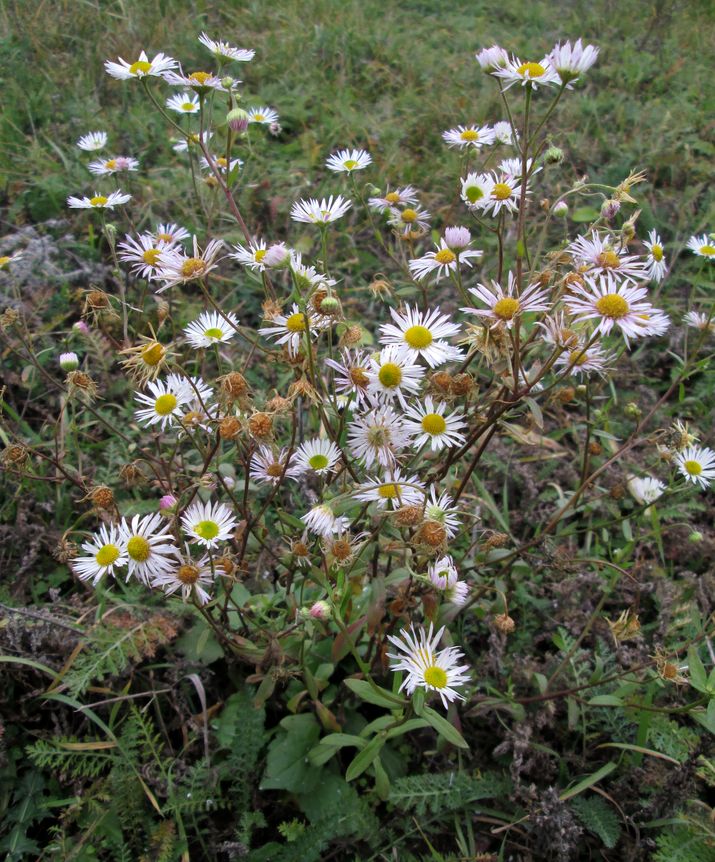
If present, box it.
[492,183,513,201]
[129,60,152,76]
[460,129,479,142]
[595,293,629,319]
[95,543,120,567]
[651,244,664,262]
[189,71,212,85]
[180,258,207,279]
[493,297,520,320]
[517,61,546,78]
[308,454,329,470]
[141,342,165,366]
[378,362,402,388]
[434,249,456,265]
[403,325,433,349]
[596,250,622,269]
[142,248,161,266]
[401,208,418,223]
[194,520,219,540]
[90,196,108,206]
[424,665,448,688]
[683,459,702,476]
[154,393,178,415]
[177,564,200,585]
[127,536,151,562]
[285,312,306,333]
[378,484,399,498]
[203,327,224,340]
[421,413,447,435]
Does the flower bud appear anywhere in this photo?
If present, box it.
[544,145,564,165]
[221,76,235,89]
[159,494,177,512]
[226,107,249,133]
[688,531,703,543]
[263,242,291,268]
[553,200,569,218]
[317,295,340,316]
[59,351,79,372]
[269,122,281,136]
[308,600,331,621]
[624,402,642,419]
[601,199,620,220]
[72,320,89,335]
[103,223,117,249]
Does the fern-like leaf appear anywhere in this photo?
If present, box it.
[570,795,621,849]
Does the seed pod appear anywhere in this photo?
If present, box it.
[90,485,115,510]
[493,613,516,634]
[219,416,242,439]
[221,371,249,399]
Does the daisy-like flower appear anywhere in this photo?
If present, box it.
[492,54,561,90]
[173,131,214,153]
[683,310,715,333]
[67,190,131,209]
[475,44,509,73]
[549,39,599,85]
[642,230,667,282]
[492,121,519,146]
[290,195,352,225]
[627,475,666,506]
[347,402,412,468]
[441,124,495,149]
[325,349,372,406]
[428,555,468,606]
[564,273,661,344]
[568,232,649,281]
[354,469,425,510]
[322,526,370,567]
[151,550,215,604]
[537,311,581,349]
[181,500,237,547]
[367,345,425,407]
[409,236,482,282]
[199,154,243,174]
[184,310,239,348]
[325,148,372,173]
[687,234,715,260]
[674,445,715,490]
[117,233,171,280]
[424,487,462,539]
[119,513,180,584]
[134,377,192,431]
[166,92,201,114]
[294,438,341,475]
[120,336,171,384]
[164,69,230,92]
[77,131,108,151]
[154,223,190,245]
[387,205,430,236]
[635,308,671,337]
[379,305,462,368]
[553,340,614,378]
[154,237,224,293]
[387,623,470,709]
[166,373,214,426]
[73,524,128,585]
[464,272,551,330]
[481,173,523,217]
[403,397,467,451]
[230,239,268,271]
[105,50,178,80]
[302,503,350,538]
[247,106,279,125]
[498,157,539,181]
[88,156,139,176]
[259,303,320,356]
[368,185,418,213]
[460,172,492,210]
[198,32,255,62]
[250,446,298,485]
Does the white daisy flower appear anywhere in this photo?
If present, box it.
[627,475,666,506]
[184,310,239,348]
[424,487,462,539]
[549,39,599,85]
[368,185,419,213]
[119,513,180,584]
[498,157,539,181]
[73,524,128,585]
[250,446,299,485]
[481,173,524,217]
[409,236,482,282]
[325,349,372,406]
[553,341,614,377]
[290,195,352,225]
[568,232,649,282]
[464,272,551,329]
[164,69,230,92]
[294,438,341,475]
[475,45,510,72]
[387,623,470,709]
[492,55,561,90]
[379,305,463,368]
[166,92,201,114]
[387,205,430,236]
[247,106,279,125]
[117,233,171,280]
[76,131,108,151]
[537,311,581,349]
[290,251,334,291]
[302,503,350,538]
[105,50,178,80]
[134,377,192,431]
[686,234,715,260]
[199,154,243,174]
[564,273,662,344]
[460,172,492,210]
[403,397,467,451]
[674,445,715,490]
[492,121,519,146]
[683,310,715,333]
[634,308,671,337]
[643,230,667,282]
[354,469,425,510]
[259,303,319,356]
[173,131,214,153]
[154,237,224,293]
[165,373,214,421]
[325,148,372,173]
[151,550,215,604]
[181,500,237,547]
[67,190,131,209]
[347,402,412,468]
[154,223,190,245]
[427,554,462,594]
[88,156,139,176]
[441,124,495,149]
[367,345,425,407]
[230,239,268,271]
[198,32,255,62]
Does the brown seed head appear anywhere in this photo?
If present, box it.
[416,521,447,548]
[2,444,28,467]
[494,613,516,634]
[393,504,424,527]
[120,462,146,486]
[248,412,273,438]
[588,441,602,456]
[219,416,242,439]
[221,371,249,399]
[90,485,114,509]
[339,325,363,348]
[483,532,509,550]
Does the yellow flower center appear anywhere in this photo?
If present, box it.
[104,159,117,170]
[378,484,399,498]
[90,195,108,206]
[343,159,358,169]
[404,325,433,349]
[424,665,448,688]
[189,71,212,85]
[182,101,196,111]
[651,244,664,262]
[156,232,174,242]
[378,362,402,388]
[517,61,546,78]
[127,536,151,562]
[0,256,11,267]
[596,250,622,269]
[699,244,715,256]
[595,293,629,319]
[252,113,265,122]
[180,257,207,279]
[95,543,120,567]
[194,520,220,540]
[308,453,329,470]
[154,393,178,415]
[204,327,224,340]
[684,459,702,476]
[285,312,307,333]
[421,413,447,435]
[460,129,479,141]
[141,342,165,366]
[569,349,588,366]
[385,192,400,203]
[434,248,456,265]
[177,564,200,585]
[492,183,513,201]
[129,60,153,75]
[267,463,284,478]
[254,249,267,262]
[493,297,520,319]
[401,208,418,223]
[216,157,228,169]
[465,184,484,204]
[142,248,161,266]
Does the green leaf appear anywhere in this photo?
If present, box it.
[570,795,621,848]
[421,706,469,749]
[687,648,709,693]
[588,695,624,706]
[260,714,321,793]
[345,733,385,781]
[560,761,617,801]
[385,718,430,739]
[344,678,406,708]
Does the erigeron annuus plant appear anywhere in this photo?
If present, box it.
[2,31,714,783]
